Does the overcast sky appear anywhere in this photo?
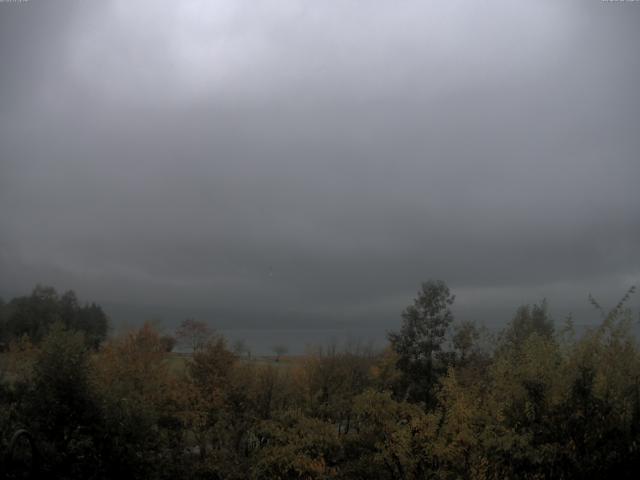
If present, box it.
[1,0,639,331]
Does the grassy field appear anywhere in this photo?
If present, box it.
[0,350,304,385]
[164,352,303,376]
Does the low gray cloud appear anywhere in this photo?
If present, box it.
[1,0,639,331]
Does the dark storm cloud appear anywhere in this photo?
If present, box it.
[1,0,639,328]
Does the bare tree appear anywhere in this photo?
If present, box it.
[175,318,212,353]
[232,338,251,359]
[272,344,288,362]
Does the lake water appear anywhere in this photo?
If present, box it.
[217,327,388,355]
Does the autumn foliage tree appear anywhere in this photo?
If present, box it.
[1,282,640,479]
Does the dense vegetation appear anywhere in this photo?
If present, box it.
[0,286,108,349]
[1,282,639,479]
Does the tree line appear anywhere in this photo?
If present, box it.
[1,281,639,479]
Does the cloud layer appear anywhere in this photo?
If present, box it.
[1,0,639,329]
